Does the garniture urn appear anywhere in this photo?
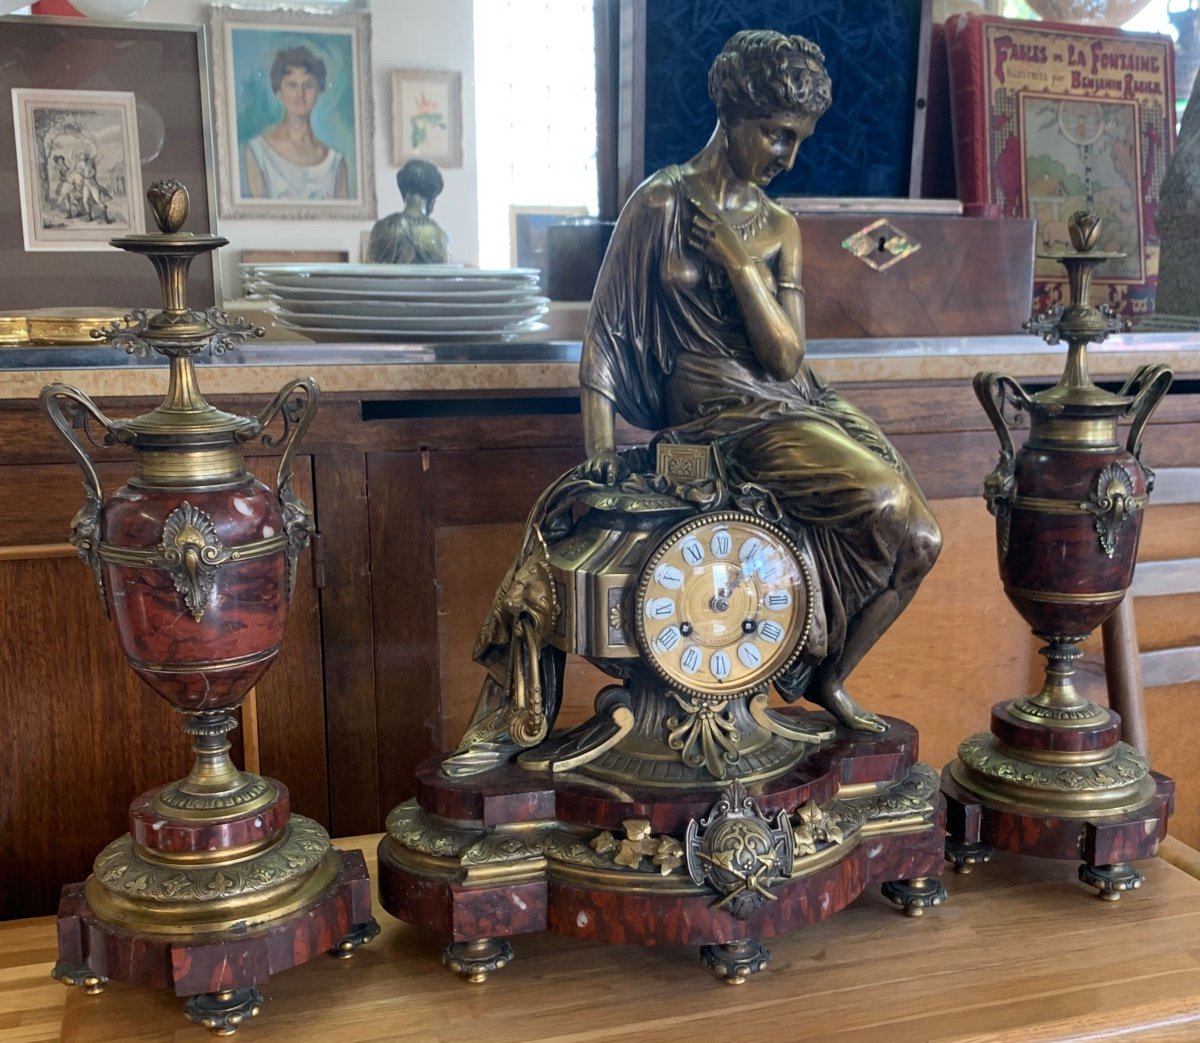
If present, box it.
[42,181,376,1035]
[942,211,1175,898]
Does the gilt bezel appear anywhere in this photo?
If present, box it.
[633,511,814,700]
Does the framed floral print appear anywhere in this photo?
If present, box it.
[208,5,377,220]
[391,69,463,169]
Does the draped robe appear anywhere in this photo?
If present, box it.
[580,167,929,690]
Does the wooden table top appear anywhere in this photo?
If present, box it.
[4,836,1200,1043]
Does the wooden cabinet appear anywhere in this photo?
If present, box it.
[4,376,1200,918]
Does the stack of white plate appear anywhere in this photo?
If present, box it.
[246,264,550,342]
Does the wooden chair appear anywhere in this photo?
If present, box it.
[1102,466,1200,759]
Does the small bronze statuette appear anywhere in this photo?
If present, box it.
[367,159,450,264]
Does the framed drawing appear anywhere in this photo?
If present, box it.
[12,89,145,251]
[391,69,463,168]
[208,5,376,220]
[0,16,219,309]
[509,205,587,286]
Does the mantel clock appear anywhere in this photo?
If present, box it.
[376,29,950,985]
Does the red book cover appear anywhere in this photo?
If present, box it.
[945,12,1175,317]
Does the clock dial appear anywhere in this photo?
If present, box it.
[635,512,812,698]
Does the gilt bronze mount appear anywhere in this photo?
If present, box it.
[942,211,1174,898]
[42,181,377,1034]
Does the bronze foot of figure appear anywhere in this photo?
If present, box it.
[329,917,381,958]
[1079,862,1144,901]
[812,684,888,733]
[882,876,948,917]
[443,938,514,983]
[945,838,994,875]
[51,962,107,994]
[183,988,264,1037]
[700,940,771,984]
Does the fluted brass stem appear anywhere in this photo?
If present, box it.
[148,254,194,318]
[1028,638,1088,710]
[162,355,210,415]
[1060,338,1092,391]
[1066,256,1096,313]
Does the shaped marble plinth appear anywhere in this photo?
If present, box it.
[378,713,947,982]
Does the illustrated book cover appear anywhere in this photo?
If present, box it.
[945,13,1175,316]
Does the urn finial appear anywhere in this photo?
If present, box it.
[146,179,189,235]
[1067,210,1102,253]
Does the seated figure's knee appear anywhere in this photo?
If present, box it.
[867,474,941,577]
[902,501,942,579]
[866,473,912,538]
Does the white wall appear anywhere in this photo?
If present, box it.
[129,0,478,299]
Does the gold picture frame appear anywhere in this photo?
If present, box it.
[208,5,377,220]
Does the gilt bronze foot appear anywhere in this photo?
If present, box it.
[330,917,381,958]
[700,940,771,984]
[882,876,947,917]
[1079,861,1144,901]
[945,837,994,874]
[442,938,514,983]
[183,988,263,1037]
[51,961,107,994]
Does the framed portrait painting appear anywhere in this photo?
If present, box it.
[208,6,376,220]
[390,69,463,168]
[12,88,145,251]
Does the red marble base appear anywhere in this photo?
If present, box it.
[53,849,374,998]
[128,782,290,853]
[378,713,947,961]
[941,764,1175,865]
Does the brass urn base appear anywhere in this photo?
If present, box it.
[53,723,380,1034]
[941,699,1174,900]
[54,843,377,1033]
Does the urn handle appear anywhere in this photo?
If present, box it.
[38,384,126,615]
[1118,363,1172,462]
[254,378,320,600]
[973,372,1032,516]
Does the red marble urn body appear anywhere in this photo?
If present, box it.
[994,400,1152,642]
[44,373,316,719]
[103,479,288,712]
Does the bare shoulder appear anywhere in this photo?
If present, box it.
[625,167,681,216]
[765,197,801,244]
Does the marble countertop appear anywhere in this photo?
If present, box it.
[2,332,1198,401]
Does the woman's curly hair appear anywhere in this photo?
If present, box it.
[270,46,327,93]
[708,30,832,124]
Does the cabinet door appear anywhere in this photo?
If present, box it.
[365,445,612,819]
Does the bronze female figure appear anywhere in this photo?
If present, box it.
[580,30,941,732]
